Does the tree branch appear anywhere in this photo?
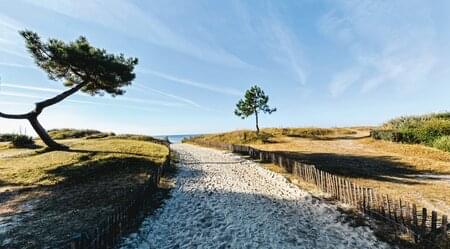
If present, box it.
[0,111,32,119]
[34,81,88,114]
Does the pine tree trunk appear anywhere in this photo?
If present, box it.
[255,111,260,135]
[0,82,87,150]
[28,115,68,150]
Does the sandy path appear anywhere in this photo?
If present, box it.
[118,144,390,249]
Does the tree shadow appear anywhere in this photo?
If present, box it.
[2,154,165,248]
[262,150,444,185]
[114,174,410,249]
[32,147,154,158]
[310,135,370,141]
[67,148,152,158]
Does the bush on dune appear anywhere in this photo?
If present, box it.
[188,130,273,145]
[0,133,36,148]
[48,129,114,140]
[0,134,17,142]
[115,134,171,146]
[371,112,450,152]
[433,136,450,152]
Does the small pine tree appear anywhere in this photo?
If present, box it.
[234,85,276,134]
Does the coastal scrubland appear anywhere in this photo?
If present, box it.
[187,121,450,216]
[0,134,168,248]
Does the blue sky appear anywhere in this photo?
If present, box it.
[1,0,450,135]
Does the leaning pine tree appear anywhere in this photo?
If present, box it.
[0,30,138,150]
[234,85,276,134]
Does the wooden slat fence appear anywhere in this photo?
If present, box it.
[61,150,172,249]
[193,141,449,248]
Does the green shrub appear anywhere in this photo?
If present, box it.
[281,128,334,137]
[48,129,106,139]
[372,112,450,152]
[115,134,170,146]
[0,134,17,142]
[432,136,450,152]
[85,132,115,139]
[10,134,35,148]
[383,112,450,129]
[186,130,273,145]
[370,130,394,141]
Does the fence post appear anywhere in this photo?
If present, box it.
[431,211,437,233]
[351,183,357,207]
[387,196,392,219]
[442,215,448,244]
[372,190,378,213]
[340,178,346,203]
[344,180,350,206]
[334,176,339,199]
[422,208,428,237]
[368,189,373,214]
[379,194,385,217]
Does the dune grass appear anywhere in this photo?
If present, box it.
[187,127,450,215]
[0,136,168,248]
[188,127,359,146]
[47,128,115,139]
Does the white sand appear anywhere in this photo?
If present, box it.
[118,144,391,249]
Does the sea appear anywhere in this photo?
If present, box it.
[154,134,201,144]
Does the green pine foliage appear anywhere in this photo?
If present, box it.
[234,85,276,134]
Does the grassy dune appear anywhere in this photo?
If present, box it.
[0,136,169,248]
[187,127,450,215]
[189,127,360,145]
[371,112,450,152]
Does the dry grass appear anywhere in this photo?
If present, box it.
[188,127,361,146]
[190,130,274,145]
[0,137,169,248]
[188,127,450,216]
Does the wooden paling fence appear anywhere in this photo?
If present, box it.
[63,150,171,249]
[194,141,449,248]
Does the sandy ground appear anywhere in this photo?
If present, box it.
[118,144,391,249]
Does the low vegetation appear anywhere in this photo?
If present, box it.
[277,127,356,138]
[188,127,359,145]
[10,134,35,148]
[188,130,274,145]
[0,133,35,148]
[0,133,17,142]
[115,134,170,145]
[186,125,450,217]
[0,136,169,248]
[48,128,114,140]
[371,112,450,152]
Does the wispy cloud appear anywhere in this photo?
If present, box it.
[2,83,62,93]
[329,68,362,97]
[232,1,307,85]
[319,0,441,96]
[0,91,161,112]
[139,68,241,96]
[0,62,35,69]
[0,100,30,106]
[25,0,249,68]
[134,83,202,109]
[269,21,306,85]
[0,14,29,59]
[1,83,183,108]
